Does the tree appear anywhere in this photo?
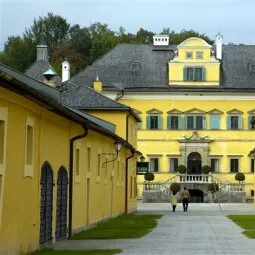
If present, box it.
[144,172,155,190]
[176,165,187,174]
[202,165,212,174]
[235,173,245,184]
[136,28,154,44]
[170,182,181,193]
[208,183,219,193]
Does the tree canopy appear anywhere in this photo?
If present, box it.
[0,12,214,75]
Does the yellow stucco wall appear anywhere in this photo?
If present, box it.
[0,86,137,255]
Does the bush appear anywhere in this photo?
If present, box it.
[208,183,219,193]
[144,172,155,182]
[170,182,181,193]
[202,165,212,174]
[176,165,187,174]
[235,172,245,183]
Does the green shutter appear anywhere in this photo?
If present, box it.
[193,68,196,81]
[248,116,252,129]
[227,116,231,129]
[167,116,171,129]
[203,116,206,129]
[178,115,182,129]
[158,116,162,129]
[238,115,242,129]
[202,67,206,81]
[137,122,142,129]
[146,116,151,129]
[183,68,187,81]
[210,115,219,129]
[184,116,187,129]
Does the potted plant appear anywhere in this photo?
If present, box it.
[170,182,181,193]
[176,165,187,174]
[202,165,212,174]
[235,172,245,191]
[144,172,155,190]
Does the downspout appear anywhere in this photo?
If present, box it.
[126,111,132,142]
[68,122,89,238]
[125,150,135,215]
[116,90,124,101]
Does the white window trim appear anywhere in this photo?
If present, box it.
[24,116,34,177]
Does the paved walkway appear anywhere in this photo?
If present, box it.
[56,203,255,255]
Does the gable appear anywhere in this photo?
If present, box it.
[177,37,212,49]
[146,108,163,114]
[184,108,206,114]
[248,109,255,114]
[207,108,223,114]
[227,108,243,114]
[167,108,183,114]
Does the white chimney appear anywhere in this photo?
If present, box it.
[215,32,223,60]
[62,60,70,82]
[153,35,169,46]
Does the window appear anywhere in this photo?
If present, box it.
[170,158,178,172]
[248,116,255,129]
[251,190,254,197]
[167,115,182,129]
[185,116,205,130]
[230,158,239,173]
[150,158,159,172]
[76,149,80,175]
[210,115,220,129]
[186,52,193,59]
[24,116,34,177]
[196,52,204,59]
[227,115,242,130]
[184,67,205,81]
[146,115,162,129]
[251,159,254,173]
[87,147,91,172]
[211,158,219,172]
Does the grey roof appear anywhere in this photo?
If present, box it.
[70,44,175,89]
[61,82,130,109]
[70,43,255,90]
[25,60,62,86]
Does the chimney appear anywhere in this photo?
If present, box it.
[37,37,48,61]
[43,68,56,87]
[62,60,70,82]
[215,32,223,60]
[153,35,169,46]
[93,76,102,92]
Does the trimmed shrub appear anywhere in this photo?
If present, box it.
[235,172,245,183]
[208,183,219,193]
[144,172,155,182]
[202,165,212,174]
[170,182,181,193]
[176,165,187,174]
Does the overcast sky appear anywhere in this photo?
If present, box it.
[1,0,255,51]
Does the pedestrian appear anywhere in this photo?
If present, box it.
[170,191,178,212]
[181,187,190,212]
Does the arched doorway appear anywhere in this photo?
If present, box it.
[55,166,68,240]
[187,152,202,174]
[40,161,54,244]
[188,189,204,203]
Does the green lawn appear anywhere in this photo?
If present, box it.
[227,215,255,239]
[72,214,162,240]
[27,248,121,255]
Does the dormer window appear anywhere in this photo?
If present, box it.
[186,52,193,59]
[184,67,205,81]
[248,63,255,73]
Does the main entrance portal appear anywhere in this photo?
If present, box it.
[187,152,201,174]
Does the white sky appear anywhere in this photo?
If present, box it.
[1,0,255,50]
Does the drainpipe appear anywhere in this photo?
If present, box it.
[126,111,131,142]
[125,150,135,215]
[68,122,89,238]
[116,90,124,101]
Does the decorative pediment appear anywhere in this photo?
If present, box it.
[248,109,255,114]
[146,108,162,114]
[167,108,183,114]
[179,131,210,143]
[207,108,223,114]
[177,37,212,49]
[132,108,141,114]
[184,108,206,114]
[227,108,243,114]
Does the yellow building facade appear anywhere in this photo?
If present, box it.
[0,64,139,255]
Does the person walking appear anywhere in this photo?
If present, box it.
[181,187,190,212]
[170,191,178,212]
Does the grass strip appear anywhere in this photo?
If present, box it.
[227,215,255,229]
[72,214,162,240]
[27,248,121,255]
[242,230,255,239]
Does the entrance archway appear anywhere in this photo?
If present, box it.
[188,189,204,203]
[187,152,201,174]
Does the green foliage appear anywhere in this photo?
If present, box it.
[144,172,155,182]
[243,231,255,239]
[202,165,212,174]
[170,182,181,193]
[71,214,162,240]
[208,183,219,193]
[235,172,245,183]
[26,249,122,254]
[176,165,187,174]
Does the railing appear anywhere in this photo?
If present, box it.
[178,174,213,183]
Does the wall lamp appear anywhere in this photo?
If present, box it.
[102,141,122,168]
[140,155,145,162]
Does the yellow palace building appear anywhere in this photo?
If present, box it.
[70,34,255,204]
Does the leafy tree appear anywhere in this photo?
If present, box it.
[136,28,154,44]
[208,183,219,193]
[235,172,245,184]
[202,165,212,174]
[176,165,187,174]
[170,182,181,193]
[144,172,155,182]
